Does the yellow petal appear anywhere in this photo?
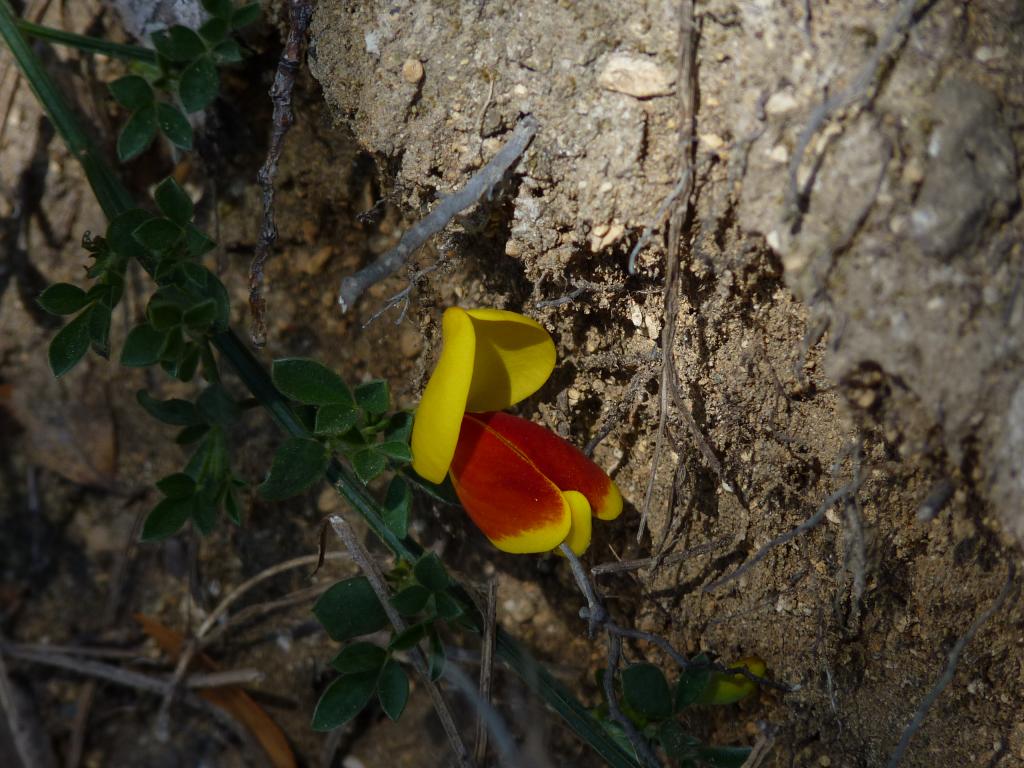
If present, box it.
[463,308,556,412]
[558,490,593,556]
[699,656,766,705]
[411,308,476,484]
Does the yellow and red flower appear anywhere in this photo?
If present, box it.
[410,307,622,554]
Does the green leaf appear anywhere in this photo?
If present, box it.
[141,496,193,541]
[313,576,388,642]
[413,553,450,592]
[176,423,210,444]
[38,283,88,315]
[272,358,353,406]
[330,642,387,674]
[148,300,182,331]
[434,592,463,621]
[231,3,262,28]
[191,487,219,536]
[87,304,112,357]
[389,623,428,652]
[108,75,152,110]
[383,476,410,539]
[152,25,205,62]
[212,38,243,64]
[48,310,91,377]
[315,403,358,436]
[154,177,194,225]
[657,721,699,761]
[384,411,414,443]
[390,584,430,617]
[179,55,218,113]
[182,224,214,259]
[169,343,201,382]
[675,659,711,711]
[121,323,167,367]
[201,0,232,17]
[257,437,327,500]
[190,389,227,426]
[157,472,197,499]
[199,17,228,44]
[137,390,202,426]
[428,627,445,682]
[695,746,753,768]
[183,298,218,329]
[156,103,193,149]
[355,380,389,415]
[106,209,153,264]
[351,448,386,483]
[224,488,242,524]
[133,217,183,252]
[377,660,409,721]
[378,441,412,463]
[621,663,672,721]
[117,104,157,161]
[311,671,377,732]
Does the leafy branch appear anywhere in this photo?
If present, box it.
[0,3,641,765]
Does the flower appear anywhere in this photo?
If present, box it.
[410,307,622,554]
[697,657,765,705]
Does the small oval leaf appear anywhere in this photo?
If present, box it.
[621,663,672,721]
[48,311,91,377]
[272,358,353,406]
[311,671,377,732]
[313,576,388,642]
[179,55,219,112]
[377,660,409,721]
[258,437,328,501]
[38,283,88,315]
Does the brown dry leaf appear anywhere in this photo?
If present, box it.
[133,614,297,768]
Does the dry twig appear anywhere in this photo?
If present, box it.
[786,0,921,220]
[338,115,538,313]
[886,564,1017,768]
[637,0,698,543]
[248,0,313,347]
[474,576,498,766]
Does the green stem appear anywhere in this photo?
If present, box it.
[16,18,156,63]
[0,4,133,219]
[0,6,641,765]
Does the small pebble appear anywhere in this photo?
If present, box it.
[597,53,674,98]
[401,58,424,84]
[765,90,799,115]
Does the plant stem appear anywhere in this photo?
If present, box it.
[0,8,641,764]
[16,19,156,64]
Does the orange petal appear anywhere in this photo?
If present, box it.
[449,414,570,553]
[470,412,623,520]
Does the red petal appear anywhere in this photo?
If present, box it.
[470,412,623,520]
[449,414,571,553]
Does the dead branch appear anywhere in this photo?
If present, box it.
[154,550,350,738]
[590,538,729,576]
[338,115,538,313]
[637,0,697,543]
[443,661,522,768]
[248,0,314,347]
[704,471,862,593]
[474,576,498,766]
[786,0,920,220]
[886,563,1017,768]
